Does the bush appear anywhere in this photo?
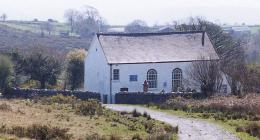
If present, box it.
[85,134,107,140]
[132,109,142,117]
[146,133,175,140]
[0,124,72,140]
[164,124,178,134]
[132,134,143,140]
[0,103,12,111]
[236,123,260,138]
[0,55,13,92]
[65,49,85,90]
[75,99,103,116]
[160,94,260,121]
[41,94,76,105]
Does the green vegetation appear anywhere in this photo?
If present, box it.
[0,21,70,36]
[65,49,86,90]
[249,26,260,34]
[0,95,178,140]
[146,94,260,140]
[0,55,13,92]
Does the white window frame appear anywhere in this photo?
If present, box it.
[147,69,157,89]
[172,68,183,91]
[113,69,120,80]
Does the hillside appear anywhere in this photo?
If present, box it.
[0,22,91,54]
[0,20,70,36]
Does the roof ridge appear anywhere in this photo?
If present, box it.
[97,31,204,37]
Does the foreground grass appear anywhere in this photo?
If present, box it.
[0,97,177,140]
[145,105,259,140]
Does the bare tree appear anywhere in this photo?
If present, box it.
[64,9,78,33]
[41,21,54,35]
[125,19,151,33]
[187,58,223,96]
[65,5,105,37]
[0,13,7,22]
[174,17,247,94]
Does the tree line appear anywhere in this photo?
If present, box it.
[0,46,85,94]
[0,6,259,96]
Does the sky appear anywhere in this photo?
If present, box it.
[0,0,260,25]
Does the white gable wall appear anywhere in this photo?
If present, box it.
[84,36,110,102]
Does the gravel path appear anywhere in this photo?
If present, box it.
[105,104,239,140]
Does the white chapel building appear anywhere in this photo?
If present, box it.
[84,31,231,103]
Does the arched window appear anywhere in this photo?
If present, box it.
[147,69,157,88]
[172,68,183,91]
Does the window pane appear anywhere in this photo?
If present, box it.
[147,69,157,88]
[173,68,183,91]
[113,69,119,80]
[130,75,138,81]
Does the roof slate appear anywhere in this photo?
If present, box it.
[97,32,219,64]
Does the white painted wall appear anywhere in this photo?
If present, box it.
[111,62,231,96]
[84,37,231,103]
[111,62,194,94]
[84,36,110,102]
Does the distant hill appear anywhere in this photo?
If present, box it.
[0,21,92,54]
[0,20,71,36]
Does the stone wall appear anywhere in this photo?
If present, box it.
[4,88,107,103]
[115,92,203,104]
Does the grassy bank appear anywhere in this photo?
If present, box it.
[0,95,177,140]
[145,94,260,140]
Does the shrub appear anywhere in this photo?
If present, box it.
[85,134,107,140]
[132,109,142,117]
[146,133,175,140]
[132,134,143,140]
[0,55,13,93]
[109,134,121,140]
[144,121,155,133]
[40,94,76,105]
[0,124,72,140]
[164,124,178,134]
[0,103,12,111]
[75,99,103,116]
[65,49,85,90]
[236,123,260,138]
[160,94,260,121]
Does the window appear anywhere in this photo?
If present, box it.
[172,68,183,91]
[113,69,119,80]
[147,69,157,88]
[129,75,138,81]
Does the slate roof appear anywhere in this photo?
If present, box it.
[97,31,219,64]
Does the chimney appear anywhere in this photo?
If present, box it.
[202,31,205,46]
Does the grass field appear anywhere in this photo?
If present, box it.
[0,21,70,36]
[0,96,177,140]
[249,25,260,34]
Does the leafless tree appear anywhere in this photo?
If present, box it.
[64,9,78,33]
[0,13,7,22]
[125,19,151,33]
[65,5,106,37]
[174,17,247,94]
[187,58,223,96]
[41,21,54,35]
